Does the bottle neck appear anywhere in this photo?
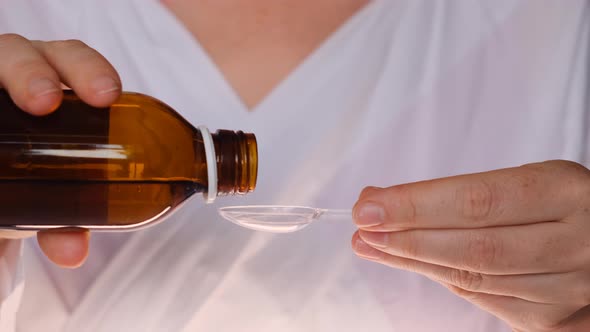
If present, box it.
[211,130,258,195]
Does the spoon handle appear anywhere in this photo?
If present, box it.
[321,209,352,218]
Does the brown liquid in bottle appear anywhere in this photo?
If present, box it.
[0,90,257,230]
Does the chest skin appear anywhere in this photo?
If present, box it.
[161,0,369,108]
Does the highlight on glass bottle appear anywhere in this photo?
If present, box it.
[0,89,258,230]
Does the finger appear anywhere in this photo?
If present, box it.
[352,234,576,331]
[32,40,121,107]
[449,272,590,306]
[358,222,581,274]
[37,228,90,268]
[442,284,578,332]
[353,161,586,231]
[0,34,62,115]
[352,232,587,305]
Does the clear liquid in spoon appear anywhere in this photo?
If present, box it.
[218,205,350,233]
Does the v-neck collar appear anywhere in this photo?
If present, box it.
[141,0,382,116]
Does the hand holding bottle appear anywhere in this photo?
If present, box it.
[0,33,123,268]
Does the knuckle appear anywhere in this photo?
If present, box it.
[462,233,500,271]
[562,163,590,202]
[11,58,52,77]
[46,39,88,51]
[545,159,588,173]
[447,284,480,301]
[0,33,27,46]
[448,269,483,291]
[555,160,590,182]
[534,160,590,192]
[387,184,417,225]
[548,161,590,209]
[398,231,419,258]
[45,39,102,63]
[454,180,501,222]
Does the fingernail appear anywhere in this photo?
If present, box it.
[354,202,384,227]
[353,237,383,260]
[359,231,389,248]
[91,76,120,95]
[29,78,59,98]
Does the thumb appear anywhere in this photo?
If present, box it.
[37,228,90,268]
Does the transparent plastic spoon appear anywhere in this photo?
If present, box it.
[218,205,351,233]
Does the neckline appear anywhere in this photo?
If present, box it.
[145,0,382,115]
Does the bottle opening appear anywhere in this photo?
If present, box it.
[212,130,258,195]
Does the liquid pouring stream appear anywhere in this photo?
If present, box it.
[218,205,351,233]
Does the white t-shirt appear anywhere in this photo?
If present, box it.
[1,1,589,331]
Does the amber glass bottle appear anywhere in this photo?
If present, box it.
[0,90,257,230]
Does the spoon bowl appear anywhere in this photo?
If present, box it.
[218,205,350,233]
